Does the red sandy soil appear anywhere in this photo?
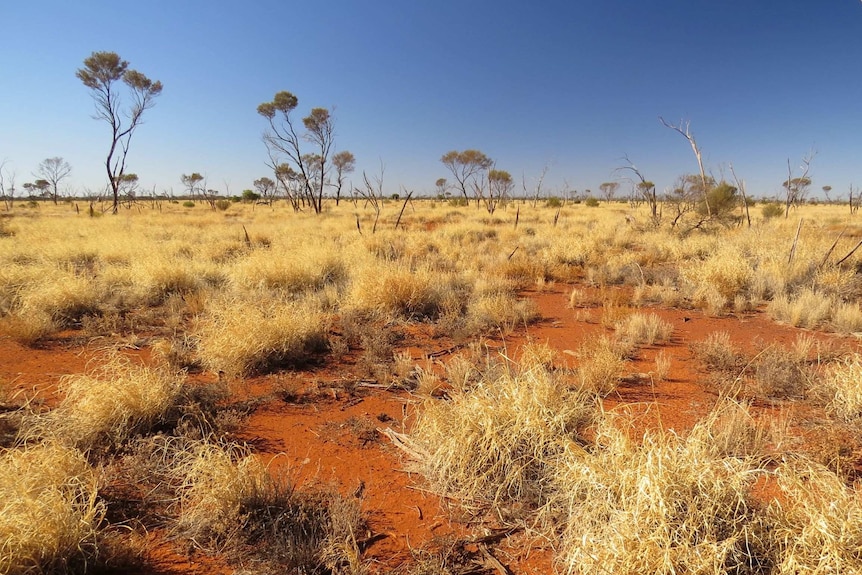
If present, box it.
[3,285,861,574]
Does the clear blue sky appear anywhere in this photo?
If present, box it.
[2,1,862,199]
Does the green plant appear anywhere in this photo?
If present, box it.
[214,199,231,211]
[761,202,784,219]
[182,200,195,208]
[584,197,600,207]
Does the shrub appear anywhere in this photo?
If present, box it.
[182,200,195,208]
[690,331,742,373]
[214,199,231,211]
[584,197,600,207]
[761,202,784,219]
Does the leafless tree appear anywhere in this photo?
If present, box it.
[353,162,385,234]
[34,157,72,204]
[615,155,658,222]
[783,152,815,218]
[728,163,751,228]
[0,160,15,211]
[599,181,620,203]
[659,117,711,218]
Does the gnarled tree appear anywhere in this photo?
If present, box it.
[257,91,342,214]
[440,149,493,203]
[76,51,162,214]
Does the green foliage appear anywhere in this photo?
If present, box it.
[214,199,231,211]
[182,201,195,208]
[761,203,784,219]
[242,190,261,203]
[546,197,563,208]
[698,181,740,220]
[585,197,600,207]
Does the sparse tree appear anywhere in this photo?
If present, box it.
[254,177,277,205]
[782,153,814,218]
[23,180,51,199]
[76,51,163,214]
[181,172,205,202]
[660,117,711,217]
[257,91,337,214]
[0,161,15,210]
[440,149,493,203]
[118,173,139,206]
[599,181,620,203]
[331,151,355,206]
[435,178,448,198]
[616,155,658,222]
[822,185,833,203]
[483,169,513,214]
[34,157,72,204]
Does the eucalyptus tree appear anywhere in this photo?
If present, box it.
[257,91,344,214]
[35,157,71,204]
[76,51,162,214]
[440,149,493,203]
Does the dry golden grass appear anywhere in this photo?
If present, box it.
[196,294,330,376]
[614,311,674,346]
[545,401,778,575]
[0,442,104,574]
[23,353,183,451]
[407,362,596,522]
[574,335,627,395]
[170,437,365,573]
[817,354,862,421]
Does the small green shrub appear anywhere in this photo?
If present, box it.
[761,203,784,219]
[182,201,195,208]
[584,197,600,207]
[214,199,231,211]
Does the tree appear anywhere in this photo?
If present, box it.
[331,151,355,206]
[181,172,205,202]
[660,117,711,218]
[253,177,277,204]
[435,178,448,198]
[599,181,620,203]
[257,91,338,214]
[0,160,15,210]
[440,149,493,202]
[483,169,513,214]
[782,153,814,218]
[34,157,71,204]
[616,155,658,222]
[822,185,833,203]
[76,51,163,214]
[23,180,51,199]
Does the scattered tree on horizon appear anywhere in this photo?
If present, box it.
[180,172,205,202]
[599,181,620,203]
[331,151,356,206]
[34,157,72,204]
[440,149,493,203]
[257,91,342,214]
[76,51,163,214]
[783,153,815,218]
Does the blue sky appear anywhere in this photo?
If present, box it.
[2,1,862,199]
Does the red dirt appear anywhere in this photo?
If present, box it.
[4,285,861,574]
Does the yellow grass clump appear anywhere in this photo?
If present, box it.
[0,443,104,574]
[196,295,330,376]
[406,363,597,521]
[26,354,183,451]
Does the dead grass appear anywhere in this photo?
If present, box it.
[22,353,183,452]
[407,362,597,523]
[196,295,330,376]
[0,442,104,574]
